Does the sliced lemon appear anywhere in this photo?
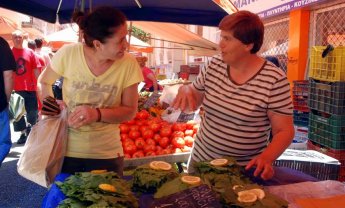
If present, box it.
[90,169,107,174]
[237,192,257,203]
[181,175,201,185]
[247,188,265,200]
[149,161,172,170]
[99,184,116,192]
[210,158,228,166]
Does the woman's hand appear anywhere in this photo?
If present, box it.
[68,105,98,128]
[245,155,275,180]
[172,85,198,112]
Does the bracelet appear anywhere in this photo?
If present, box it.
[95,108,101,122]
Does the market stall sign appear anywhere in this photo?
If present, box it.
[143,93,161,109]
[232,0,327,18]
[177,111,196,123]
[150,184,222,208]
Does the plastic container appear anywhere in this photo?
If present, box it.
[309,46,345,82]
[293,110,309,127]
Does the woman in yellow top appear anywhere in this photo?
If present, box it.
[37,7,143,176]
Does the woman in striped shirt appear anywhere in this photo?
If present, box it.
[173,11,294,180]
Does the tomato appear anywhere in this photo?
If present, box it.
[159,136,170,148]
[128,130,141,139]
[184,136,194,147]
[119,124,130,133]
[135,110,150,120]
[186,120,196,130]
[171,131,184,138]
[161,148,172,155]
[123,143,137,155]
[171,137,185,149]
[135,120,146,126]
[142,129,154,140]
[174,148,182,153]
[143,144,156,153]
[149,123,161,133]
[146,138,156,146]
[134,138,146,149]
[129,125,140,132]
[193,124,200,134]
[122,138,134,146]
[155,145,163,152]
[184,129,194,137]
[156,149,164,155]
[182,146,192,152]
[120,133,129,141]
[145,151,156,157]
[132,150,145,158]
[127,120,136,125]
[160,126,172,137]
[153,134,161,143]
[139,125,150,134]
[124,153,131,158]
[172,123,187,132]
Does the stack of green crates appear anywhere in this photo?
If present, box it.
[307,46,345,181]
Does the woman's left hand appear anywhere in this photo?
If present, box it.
[68,105,97,128]
[245,155,275,180]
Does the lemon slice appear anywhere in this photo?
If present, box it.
[99,184,116,192]
[149,161,172,170]
[248,188,265,200]
[90,169,107,174]
[181,175,201,185]
[237,192,257,203]
[210,158,228,166]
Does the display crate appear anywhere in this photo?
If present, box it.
[309,46,345,82]
[293,110,309,127]
[124,152,190,167]
[309,110,345,134]
[274,149,340,181]
[308,79,345,115]
[292,80,309,112]
[307,140,345,181]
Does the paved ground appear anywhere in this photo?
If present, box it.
[0,124,47,208]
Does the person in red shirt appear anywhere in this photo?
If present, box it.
[136,56,160,93]
[11,30,40,144]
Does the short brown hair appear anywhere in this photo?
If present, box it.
[219,11,264,54]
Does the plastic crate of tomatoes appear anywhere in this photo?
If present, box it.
[120,110,199,161]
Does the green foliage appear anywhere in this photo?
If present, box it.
[129,26,150,43]
[56,172,138,208]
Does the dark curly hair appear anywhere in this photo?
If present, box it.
[72,6,127,48]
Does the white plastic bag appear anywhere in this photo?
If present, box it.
[17,109,68,187]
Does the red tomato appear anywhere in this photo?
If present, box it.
[128,130,141,139]
[139,125,150,134]
[146,138,156,146]
[171,137,185,149]
[127,120,136,125]
[172,123,187,132]
[124,153,131,158]
[129,125,140,132]
[135,120,146,126]
[142,129,154,140]
[171,131,184,138]
[123,143,137,155]
[184,129,194,137]
[159,136,170,149]
[143,144,156,153]
[145,151,156,157]
[134,138,146,149]
[156,149,164,155]
[155,145,163,152]
[120,133,129,141]
[149,123,161,133]
[193,124,200,134]
[135,110,150,120]
[122,138,134,146]
[186,120,196,130]
[119,124,130,133]
[160,127,172,137]
[153,134,161,143]
[161,148,172,155]
[132,150,145,158]
[184,136,195,147]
